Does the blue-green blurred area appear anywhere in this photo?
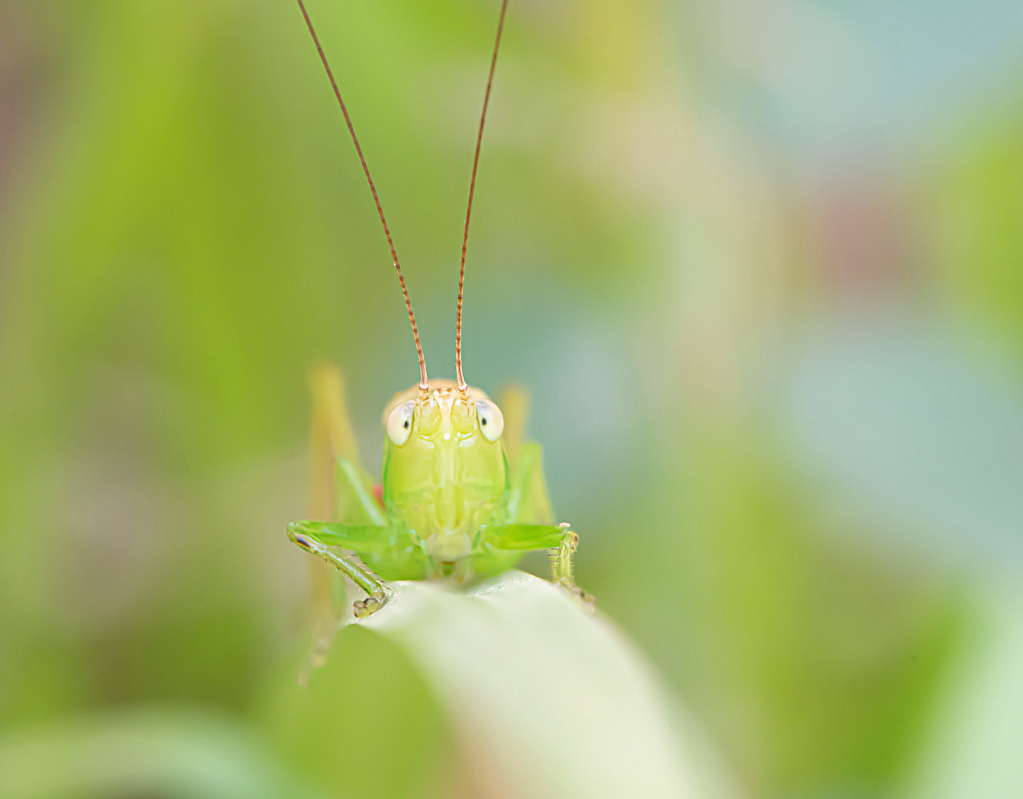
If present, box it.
[2,0,1023,796]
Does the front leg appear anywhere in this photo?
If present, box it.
[301,364,383,668]
[287,521,392,618]
[481,524,594,607]
[499,436,594,606]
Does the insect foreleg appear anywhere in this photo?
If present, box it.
[480,524,594,607]
[304,365,367,669]
[495,438,595,606]
[287,522,392,617]
[550,525,580,588]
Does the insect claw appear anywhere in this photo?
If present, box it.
[353,592,390,619]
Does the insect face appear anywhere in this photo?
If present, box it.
[381,381,508,560]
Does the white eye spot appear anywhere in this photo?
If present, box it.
[386,401,416,446]
[475,399,504,442]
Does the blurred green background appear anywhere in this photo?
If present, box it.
[2,0,1023,797]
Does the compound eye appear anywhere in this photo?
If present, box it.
[386,401,416,446]
[475,399,504,442]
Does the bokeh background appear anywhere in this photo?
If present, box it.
[2,0,1023,797]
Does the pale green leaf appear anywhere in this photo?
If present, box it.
[355,570,740,799]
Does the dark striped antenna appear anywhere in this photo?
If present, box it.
[456,0,510,395]
[295,0,429,395]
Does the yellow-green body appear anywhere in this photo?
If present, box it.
[381,382,510,568]
[288,375,587,617]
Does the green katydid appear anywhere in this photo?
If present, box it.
[287,0,592,622]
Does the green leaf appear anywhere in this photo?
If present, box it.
[353,570,739,799]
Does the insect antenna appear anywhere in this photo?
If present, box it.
[455,0,510,395]
[295,0,429,396]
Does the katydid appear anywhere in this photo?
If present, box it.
[287,0,592,620]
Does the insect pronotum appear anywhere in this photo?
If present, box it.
[287,0,593,622]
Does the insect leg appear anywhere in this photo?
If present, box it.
[288,521,392,617]
[301,363,389,674]
[481,524,595,607]
[548,524,594,604]
[305,364,363,666]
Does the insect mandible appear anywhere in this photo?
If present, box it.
[286,0,593,620]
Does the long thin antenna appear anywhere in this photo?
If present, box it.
[296,0,428,394]
[455,0,509,395]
